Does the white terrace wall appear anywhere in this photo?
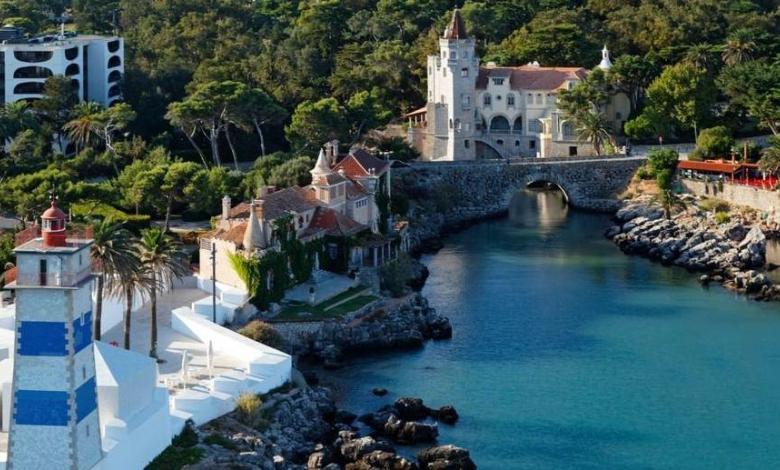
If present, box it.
[681,179,780,221]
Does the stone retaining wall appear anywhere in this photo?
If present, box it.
[681,179,780,221]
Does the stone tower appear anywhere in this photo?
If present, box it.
[426,9,479,160]
[7,198,102,469]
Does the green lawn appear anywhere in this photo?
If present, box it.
[273,287,378,322]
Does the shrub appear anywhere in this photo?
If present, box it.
[238,320,285,350]
[235,393,264,428]
[696,126,734,158]
[699,198,730,213]
[714,212,731,224]
[687,147,706,162]
[146,447,203,469]
[71,200,151,232]
[635,164,654,180]
[203,433,238,450]
[647,148,679,177]
[172,419,198,448]
[380,253,417,298]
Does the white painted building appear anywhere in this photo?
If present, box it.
[407,9,630,160]
[0,200,292,469]
[0,26,124,107]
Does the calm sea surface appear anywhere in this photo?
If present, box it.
[320,190,780,469]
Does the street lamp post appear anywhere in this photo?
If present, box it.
[210,242,217,323]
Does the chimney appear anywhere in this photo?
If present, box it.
[222,195,231,220]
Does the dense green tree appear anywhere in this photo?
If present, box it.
[696,126,735,158]
[487,9,598,67]
[627,63,716,140]
[286,98,348,151]
[34,76,79,152]
[718,61,780,136]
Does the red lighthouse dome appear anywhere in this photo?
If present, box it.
[41,197,67,247]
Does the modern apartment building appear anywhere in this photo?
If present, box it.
[0,26,124,106]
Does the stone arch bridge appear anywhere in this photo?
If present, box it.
[395,155,646,215]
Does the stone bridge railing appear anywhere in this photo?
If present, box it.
[395,155,646,213]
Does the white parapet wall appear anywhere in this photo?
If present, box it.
[171,307,291,386]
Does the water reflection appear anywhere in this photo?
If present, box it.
[509,188,568,234]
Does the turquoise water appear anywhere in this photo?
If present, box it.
[321,190,780,469]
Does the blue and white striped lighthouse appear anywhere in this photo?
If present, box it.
[6,198,102,469]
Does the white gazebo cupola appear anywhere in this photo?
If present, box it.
[598,45,613,70]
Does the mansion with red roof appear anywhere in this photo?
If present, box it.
[199,147,407,291]
[405,9,630,160]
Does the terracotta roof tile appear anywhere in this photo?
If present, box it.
[476,66,588,91]
[443,9,468,40]
[227,187,316,222]
[213,222,247,247]
[333,149,390,179]
[306,207,366,237]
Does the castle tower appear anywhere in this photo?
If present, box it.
[7,198,102,469]
[426,9,478,160]
[598,45,613,71]
[310,149,347,211]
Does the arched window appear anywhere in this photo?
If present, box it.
[108,40,120,53]
[65,64,80,76]
[107,55,122,68]
[14,50,53,63]
[454,119,461,131]
[13,66,53,79]
[483,93,492,106]
[561,121,575,137]
[513,116,523,133]
[108,70,122,83]
[489,116,510,133]
[13,82,45,94]
[449,119,453,129]
[65,47,78,60]
[529,119,544,133]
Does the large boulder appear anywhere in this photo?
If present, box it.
[417,445,476,470]
[340,436,395,462]
[394,398,431,421]
[384,415,438,444]
[432,405,459,425]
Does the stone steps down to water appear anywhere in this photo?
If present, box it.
[606,197,778,299]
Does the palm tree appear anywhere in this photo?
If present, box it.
[138,228,189,359]
[116,254,153,351]
[575,111,614,156]
[684,44,719,71]
[759,146,780,177]
[722,30,756,66]
[64,102,102,153]
[91,219,138,341]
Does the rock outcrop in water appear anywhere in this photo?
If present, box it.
[286,294,452,369]
[186,386,474,469]
[607,197,779,300]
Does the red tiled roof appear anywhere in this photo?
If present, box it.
[333,149,390,179]
[677,160,754,173]
[476,66,588,91]
[306,207,366,237]
[443,9,468,40]
[211,222,247,247]
[228,187,316,221]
